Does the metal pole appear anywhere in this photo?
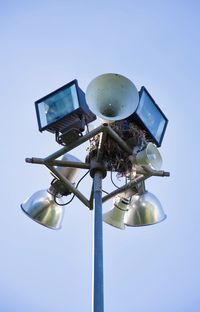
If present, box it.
[92,171,104,312]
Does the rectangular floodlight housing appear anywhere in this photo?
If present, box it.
[35,79,96,134]
[128,87,168,147]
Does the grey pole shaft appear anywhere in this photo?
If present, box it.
[92,171,104,312]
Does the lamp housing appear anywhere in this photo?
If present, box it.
[35,79,96,134]
[124,191,166,226]
[128,87,168,147]
[103,197,129,230]
[21,190,65,230]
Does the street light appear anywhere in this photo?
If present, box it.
[21,73,169,312]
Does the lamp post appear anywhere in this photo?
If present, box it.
[21,74,169,312]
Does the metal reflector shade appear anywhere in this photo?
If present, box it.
[57,153,81,182]
[21,190,64,230]
[124,191,166,226]
[103,197,129,230]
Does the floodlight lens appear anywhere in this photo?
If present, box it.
[37,84,79,128]
[135,87,168,146]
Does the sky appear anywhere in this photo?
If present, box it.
[1,1,200,311]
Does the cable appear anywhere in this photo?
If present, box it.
[54,170,90,206]
[76,170,90,188]
[85,118,90,134]
[54,193,75,206]
[110,170,121,189]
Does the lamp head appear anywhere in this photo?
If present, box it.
[124,191,166,226]
[56,153,81,182]
[21,190,64,230]
[49,153,81,197]
[103,197,129,230]
[35,79,96,135]
[128,87,168,147]
[86,73,139,122]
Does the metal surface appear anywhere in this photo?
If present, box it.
[92,171,104,312]
[21,190,64,230]
[103,197,129,230]
[135,142,163,170]
[45,163,91,208]
[26,157,90,169]
[56,154,81,182]
[124,191,166,226]
[102,174,147,203]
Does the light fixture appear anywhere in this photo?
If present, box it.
[21,190,65,230]
[103,197,129,230]
[124,191,166,226]
[35,79,96,144]
[128,86,168,147]
[85,73,139,123]
[56,153,81,181]
[21,153,81,229]
[49,153,81,196]
[130,142,163,170]
[22,73,170,311]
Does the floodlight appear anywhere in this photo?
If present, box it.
[124,191,166,226]
[85,73,139,122]
[21,190,65,230]
[128,87,168,147]
[35,79,96,144]
[103,197,129,229]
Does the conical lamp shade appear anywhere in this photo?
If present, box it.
[103,197,129,230]
[124,191,166,226]
[21,190,65,230]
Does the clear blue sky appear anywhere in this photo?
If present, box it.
[1,1,200,311]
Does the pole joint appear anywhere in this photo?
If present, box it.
[90,160,107,179]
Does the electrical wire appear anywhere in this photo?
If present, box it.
[54,170,90,206]
[85,118,90,134]
[110,170,122,189]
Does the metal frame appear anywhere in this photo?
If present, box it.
[25,124,169,312]
[26,124,169,209]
